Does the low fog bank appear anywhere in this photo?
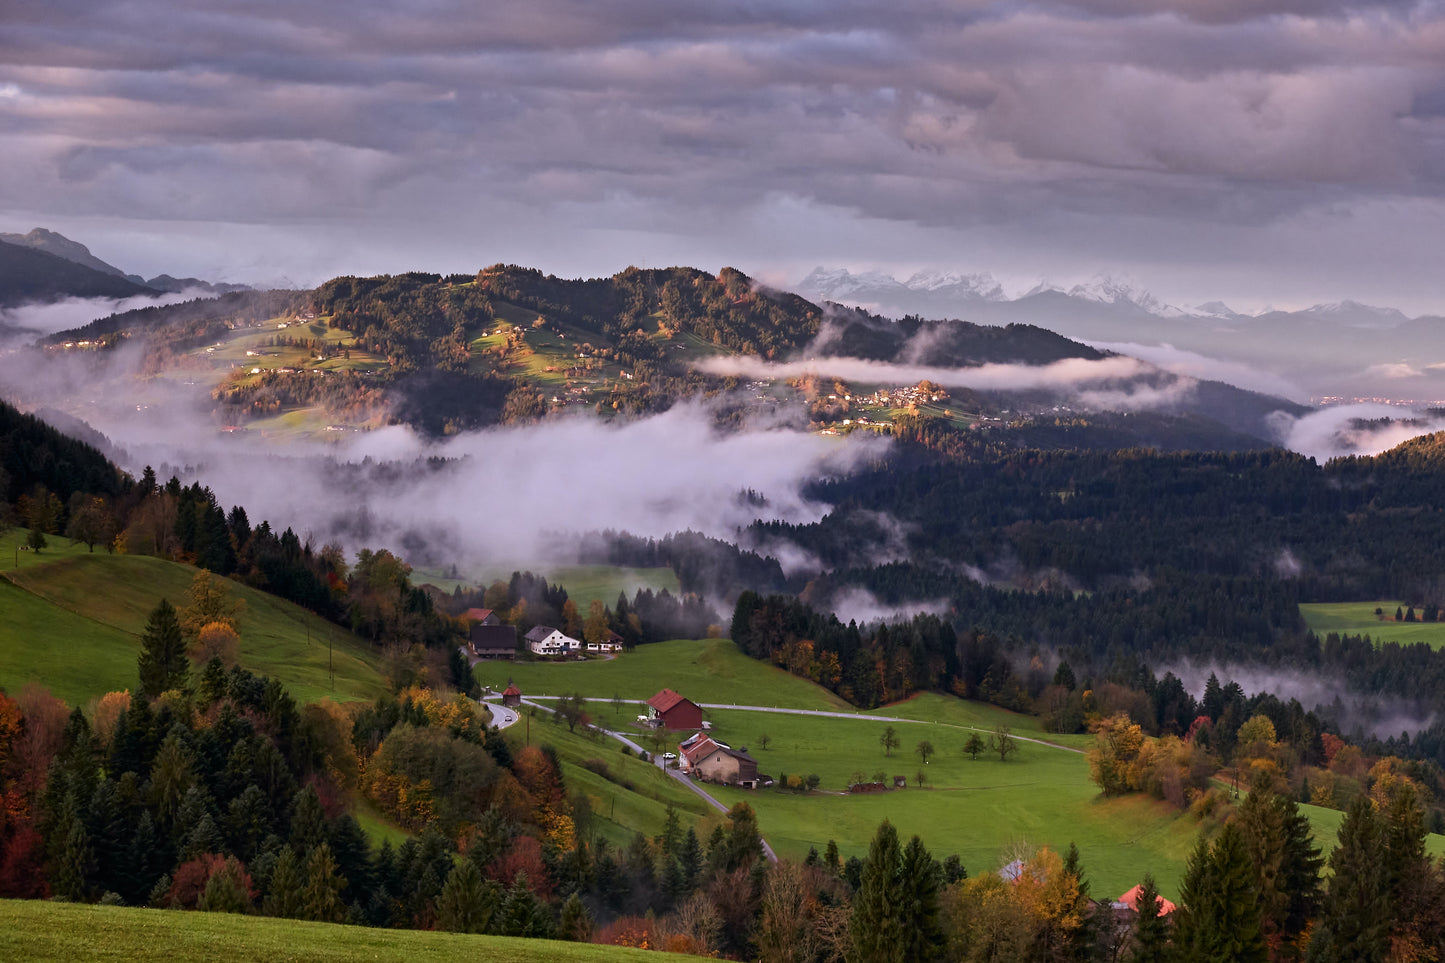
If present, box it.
[1268,404,1445,461]
[0,290,218,345]
[1163,657,1438,741]
[821,587,950,626]
[82,394,890,575]
[696,354,1193,412]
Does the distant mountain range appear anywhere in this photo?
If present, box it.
[797,268,1445,402]
[0,228,249,308]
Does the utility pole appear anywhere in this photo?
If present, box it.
[328,625,334,690]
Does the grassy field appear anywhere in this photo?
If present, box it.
[694,704,1202,899]
[0,536,387,706]
[413,564,680,609]
[475,638,849,711]
[1299,601,1445,649]
[0,900,676,962]
[515,716,714,849]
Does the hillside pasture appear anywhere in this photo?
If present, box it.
[1,550,387,706]
[474,638,849,711]
[0,900,677,963]
[1299,600,1445,649]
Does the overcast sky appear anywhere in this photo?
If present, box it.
[4,0,1445,312]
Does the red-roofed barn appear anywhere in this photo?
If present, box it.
[645,688,703,730]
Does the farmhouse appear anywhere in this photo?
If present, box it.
[469,624,516,659]
[462,607,499,626]
[679,733,723,770]
[691,742,762,789]
[525,625,581,656]
[644,688,703,730]
[586,630,625,654]
[501,682,522,708]
[1115,884,1177,917]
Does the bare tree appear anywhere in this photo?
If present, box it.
[880,725,900,757]
[758,733,772,751]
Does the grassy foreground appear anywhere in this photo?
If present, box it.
[0,900,676,962]
[1299,600,1445,649]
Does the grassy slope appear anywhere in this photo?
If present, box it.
[513,718,713,849]
[0,533,387,706]
[699,705,1198,900]
[475,638,849,710]
[414,564,680,609]
[0,901,677,963]
[1299,601,1445,649]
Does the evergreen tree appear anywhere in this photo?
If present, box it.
[557,891,594,942]
[225,784,274,863]
[182,811,224,861]
[435,859,500,934]
[138,599,189,696]
[1060,842,1098,962]
[824,839,842,877]
[288,785,329,854]
[1308,795,1389,963]
[497,872,552,938]
[262,845,305,919]
[328,812,373,904]
[850,820,905,962]
[198,857,253,914]
[53,795,95,902]
[301,842,347,923]
[677,827,703,893]
[1175,823,1266,963]
[896,834,944,962]
[120,811,163,906]
[1129,873,1170,963]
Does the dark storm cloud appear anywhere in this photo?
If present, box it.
[3,0,1445,296]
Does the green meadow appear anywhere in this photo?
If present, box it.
[0,533,387,706]
[475,638,849,710]
[0,900,677,963]
[1299,600,1445,649]
[414,564,679,608]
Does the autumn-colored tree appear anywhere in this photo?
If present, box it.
[1087,713,1144,796]
[192,622,240,667]
[178,570,245,644]
[87,691,130,749]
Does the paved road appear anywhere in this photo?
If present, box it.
[523,696,1083,755]
[480,697,519,730]
[519,698,778,863]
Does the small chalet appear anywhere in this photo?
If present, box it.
[462,607,500,626]
[501,682,522,708]
[644,688,703,730]
[525,625,581,656]
[692,742,761,789]
[586,630,624,654]
[469,623,517,659]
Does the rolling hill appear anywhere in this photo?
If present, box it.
[0,239,155,308]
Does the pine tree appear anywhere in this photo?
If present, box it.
[677,828,703,894]
[138,599,188,696]
[1060,842,1098,962]
[497,872,552,938]
[53,795,95,902]
[896,834,944,962]
[182,811,224,861]
[288,785,329,853]
[557,891,594,942]
[824,839,842,877]
[850,820,905,962]
[198,857,253,914]
[1308,795,1389,963]
[301,842,347,923]
[435,859,499,934]
[262,845,305,919]
[1175,823,1266,963]
[1130,873,1169,963]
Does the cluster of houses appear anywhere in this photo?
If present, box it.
[459,608,624,661]
[524,625,623,657]
[640,689,768,790]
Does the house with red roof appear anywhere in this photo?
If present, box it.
[501,682,522,708]
[1116,884,1177,917]
[644,688,703,730]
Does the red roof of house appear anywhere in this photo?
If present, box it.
[1119,885,1177,916]
[647,688,694,714]
[681,736,721,766]
[462,608,494,622]
[503,683,521,696]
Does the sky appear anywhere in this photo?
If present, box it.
[4,1,1445,311]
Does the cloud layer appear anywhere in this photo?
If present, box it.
[4,1,1445,308]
